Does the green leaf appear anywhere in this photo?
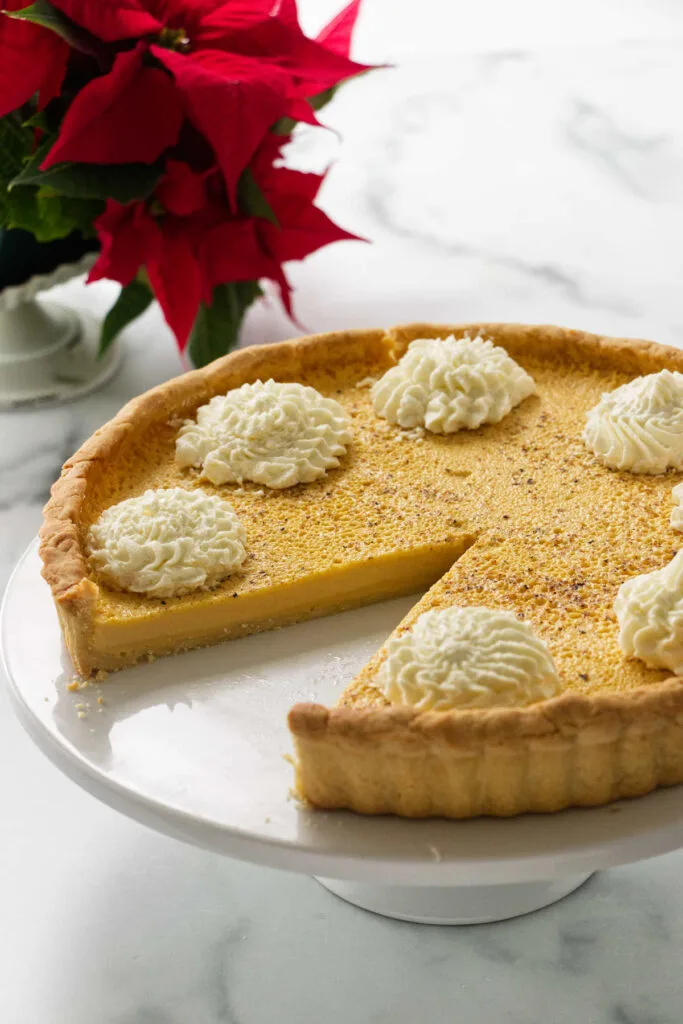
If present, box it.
[188,281,262,368]
[22,110,50,131]
[6,1,105,55]
[37,193,101,239]
[6,131,52,183]
[23,107,61,134]
[10,145,162,203]
[2,186,103,241]
[310,85,338,112]
[1,187,37,233]
[237,168,278,226]
[1,126,104,238]
[0,116,33,185]
[100,277,153,356]
[47,194,101,235]
[6,1,69,35]
[271,116,297,137]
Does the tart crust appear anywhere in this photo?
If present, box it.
[288,682,683,817]
[41,322,683,818]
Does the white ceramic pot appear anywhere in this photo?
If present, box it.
[0,254,120,409]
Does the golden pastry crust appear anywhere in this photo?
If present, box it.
[288,681,683,816]
[40,322,683,817]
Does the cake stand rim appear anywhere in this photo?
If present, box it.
[4,539,683,887]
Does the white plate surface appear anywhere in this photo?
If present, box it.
[5,542,683,886]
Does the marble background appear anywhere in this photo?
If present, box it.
[3,1,683,1020]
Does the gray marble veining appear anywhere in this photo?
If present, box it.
[563,99,672,200]
[4,7,683,1022]
[4,832,683,1024]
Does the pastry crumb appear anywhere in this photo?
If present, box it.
[97,696,104,705]
[77,711,86,720]
[66,679,81,692]
[428,845,442,862]
[94,670,108,682]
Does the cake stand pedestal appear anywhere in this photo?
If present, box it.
[315,875,592,925]
[3,543,683,926]
[0,258,119,409]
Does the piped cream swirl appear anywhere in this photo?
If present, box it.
[87,488,247,598]
[376,606,562,711]
[614,552,683,673]
[176,380,352,488]
[371,335,537,433]
[583,370,683,474]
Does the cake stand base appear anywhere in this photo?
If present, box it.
[7,544,683,925]
[315,874,593,924]
[0,300,120,409]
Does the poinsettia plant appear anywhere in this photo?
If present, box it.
[0,0,373,365]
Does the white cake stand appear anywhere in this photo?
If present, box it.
[0,257,120,409]
[4,542,683,925]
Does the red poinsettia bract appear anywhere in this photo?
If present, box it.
[89,144,362,347]
[0,0,374,359]
[0,0,69,115]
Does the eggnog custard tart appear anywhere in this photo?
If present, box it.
[40,324,683,817]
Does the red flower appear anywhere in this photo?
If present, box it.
[48,0,162,41]
[2,0,374,362]
[316,0,363,56]
[42,0,367,196]
[148,46,304,198]
[155,159,211,216]
[261,167,362,263]
[88,193,286,348]
[0,0,68,117]
[200,217,285,296]
[147,215,204,347]
[42,43,183,169]
[90,200,162,287]
[88,142,361,351]
[89,199,200,346]
[194,0,370,93]
[250,132,363,264]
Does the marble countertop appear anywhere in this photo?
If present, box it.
[3,1,683,1020]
